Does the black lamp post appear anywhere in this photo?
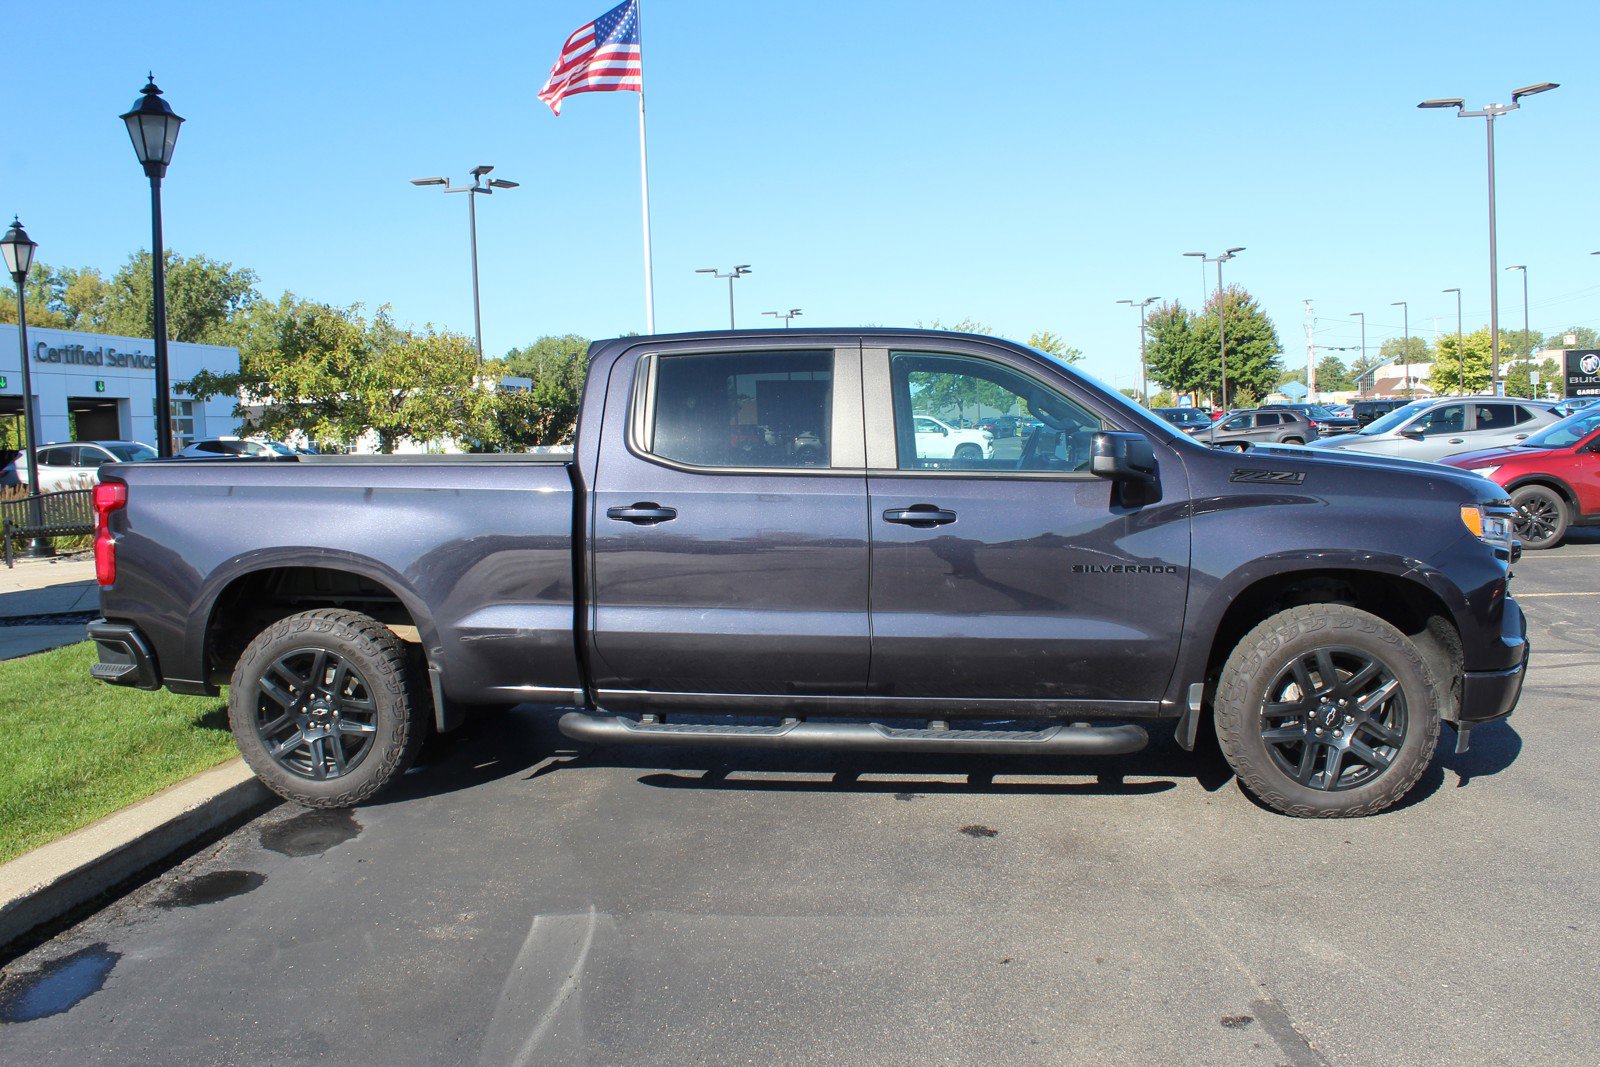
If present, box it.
[2,217,53,557]
[120,75,184,457]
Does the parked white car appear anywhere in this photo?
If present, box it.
[912,415,993,462]
[1302,397,1558,462]
[3,441,157,492]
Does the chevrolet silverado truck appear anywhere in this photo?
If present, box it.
[87,329,1529,817]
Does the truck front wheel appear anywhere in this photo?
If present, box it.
[228,608,431,808]
[1214,604,1440,817]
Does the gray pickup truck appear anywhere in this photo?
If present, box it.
[88,329,1528,817]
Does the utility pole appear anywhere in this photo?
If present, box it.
[1350,312,1366,395]
[1304,299,1316,399]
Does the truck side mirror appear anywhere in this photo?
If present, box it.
[1399,426,1425,440]
[1090,431,1157,483]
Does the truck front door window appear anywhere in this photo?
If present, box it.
[651,350,832,468]
[890,352,1099,472]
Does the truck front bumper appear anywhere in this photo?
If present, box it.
[87,618,161,691]
[1458,593,1528,727]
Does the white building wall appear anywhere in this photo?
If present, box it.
[0,324,239,448]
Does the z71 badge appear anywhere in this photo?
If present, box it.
[1230,468,1307,485]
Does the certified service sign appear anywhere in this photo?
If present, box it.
[1566,349,1600,397]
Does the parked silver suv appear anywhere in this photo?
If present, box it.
[1201,408,1318,449]
[1303,396,1557,462]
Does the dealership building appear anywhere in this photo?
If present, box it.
[0,324,240,450]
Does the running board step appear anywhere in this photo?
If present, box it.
[558,712,1148,756]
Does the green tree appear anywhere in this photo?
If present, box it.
[1430,328,1492,396]
[1190,286,1283,406]
[1506,356,1560,400]
[1499,327,1544,361]
[1377,335,1431,366]
[1315,355,1354,391]
[0,263,110,330]
[184,302,508,453]
[1148,389,1176,408]
[500,334,594,446]
[1542,326,1600,350]
[102,250,261,345]
[1144,301,1209,400]
[1027,330,1082,364]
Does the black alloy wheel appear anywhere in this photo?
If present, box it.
[255,647,379,780]
[1510,484,1567,550]
[1257,647,1407,792]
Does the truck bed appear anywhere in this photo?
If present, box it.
[99,454,584,707]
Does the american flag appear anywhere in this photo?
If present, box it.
[538,0,643,115]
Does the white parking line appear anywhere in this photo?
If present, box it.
[1516,591,1600,598]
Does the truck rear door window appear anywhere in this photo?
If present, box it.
[650,350,833,469]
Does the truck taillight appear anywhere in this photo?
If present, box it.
[93,481,127,587]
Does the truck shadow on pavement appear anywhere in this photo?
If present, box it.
[374,706,1523,814]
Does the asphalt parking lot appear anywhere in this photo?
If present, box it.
[2,533,1597,1065]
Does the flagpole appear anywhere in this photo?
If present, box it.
[636,0,656,333]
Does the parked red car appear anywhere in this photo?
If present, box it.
[1441,407,1600,549]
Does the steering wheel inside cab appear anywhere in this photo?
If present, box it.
[1016,388,1081,470]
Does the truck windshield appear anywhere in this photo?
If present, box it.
[1359,400,1430,435]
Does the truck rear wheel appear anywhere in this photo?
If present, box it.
[228,608,430,808]
[1213,604,1440,817]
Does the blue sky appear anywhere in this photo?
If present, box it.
[7,1,1598,390]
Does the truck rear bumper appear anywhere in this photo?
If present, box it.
[87,619,161,691]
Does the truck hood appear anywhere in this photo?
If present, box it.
[1240,441,1506,499]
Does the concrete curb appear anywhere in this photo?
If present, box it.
[0,758,275,950]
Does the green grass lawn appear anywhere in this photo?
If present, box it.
[0,642,238,864]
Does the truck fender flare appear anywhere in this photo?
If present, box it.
[189,548,444,682]
[1167,550,1469,708]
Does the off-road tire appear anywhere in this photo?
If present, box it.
[953,443,983,461]
[1214,604,1441,818]
[1510,484,1568,550]
[229,608,431,808]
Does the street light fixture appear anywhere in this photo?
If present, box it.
[2,217,52,557]
[1419,81,1559,395]
[410,166,518,359]
[762,308,802,328]
[1116,296,1161,405]
[1182,248,1244,408]
[1441,289,1465,396]
[1390,301,1411,397]
[696,265,753,329]
[120,75,184,457]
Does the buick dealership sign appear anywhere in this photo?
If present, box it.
[1565,349,1600,397]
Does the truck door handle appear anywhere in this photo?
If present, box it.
[607,503,678,525]
[1513,433,1530,440]
[882,505,957,527]
[1447,438,1465,444]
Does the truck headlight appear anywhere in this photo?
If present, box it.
[1460,504,1515,551]
[1468,465,1501,478]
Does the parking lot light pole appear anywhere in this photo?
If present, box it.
[411,167,519,360]
[1117,297,1160,405]
[696,265,752,328]
[120,76,184,457]
[1420,83,1558,397]
[2,218,53,558]
[1183,248,1244,409]
[1390,301,1410,397]
[1505,264,1530,377]
[762,308,802,328]
[1349,312,1366,395]
[1442,288,1464,395]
